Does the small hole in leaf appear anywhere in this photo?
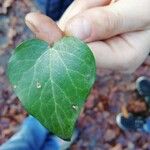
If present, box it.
[72,105,78,111]
[36,82,42,89]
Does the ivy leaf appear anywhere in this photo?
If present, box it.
[7,37,96,140]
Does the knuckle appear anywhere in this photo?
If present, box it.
[100,9,123,34]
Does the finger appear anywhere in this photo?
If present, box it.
[65,0,150,42]
[88,30,150,73]
[58,0,111,30]
[25,12,63,44]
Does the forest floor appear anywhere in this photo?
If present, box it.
[0,0,150,149]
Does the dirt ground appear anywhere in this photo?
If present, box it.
[0,0,150,149]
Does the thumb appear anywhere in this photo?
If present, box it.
[65,0,150,42]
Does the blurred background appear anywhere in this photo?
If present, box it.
[0,0,150,149]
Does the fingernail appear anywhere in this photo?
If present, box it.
[67,17,91,40]
[25,19,39,34]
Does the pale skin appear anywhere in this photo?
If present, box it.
[25,0,150,73]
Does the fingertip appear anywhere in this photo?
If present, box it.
[25,12,39,22]
[25,12,40,34]
[25,12,63,44]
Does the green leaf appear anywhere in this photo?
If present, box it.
[7,37,96,140]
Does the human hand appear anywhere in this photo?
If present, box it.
[25,0,150,73]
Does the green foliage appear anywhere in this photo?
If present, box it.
[8,37,96,140]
